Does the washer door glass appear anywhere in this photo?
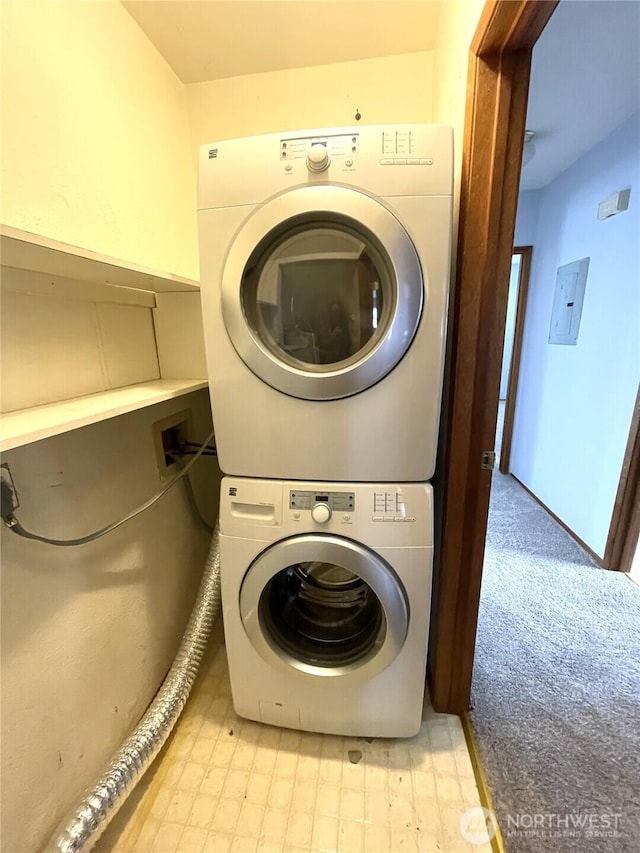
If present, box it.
[221,186,423,400]
[261,560,383,666]
[239,534,409,677]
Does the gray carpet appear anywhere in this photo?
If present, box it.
[470,471,640,852]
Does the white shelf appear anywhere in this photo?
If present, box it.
[1,225,200,293]
[0,380,209,452]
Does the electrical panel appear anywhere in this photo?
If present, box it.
[549,258,590,346]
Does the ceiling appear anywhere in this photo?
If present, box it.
[521,0,640,191]
[121,1,442,84]
[121,1,639,191]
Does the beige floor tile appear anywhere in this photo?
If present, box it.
[164,789,197,825]
[364,763,388,791]
[245,773,272,806]
[177,761,207,793]
[176,826,208,853]
[435,774,464,806]
[389,794,415,829]
[363,823,392,853]
[261,807,288,842]
[365,789,391,825]
[151,823,184,853]
[200,766,228,797]
[212,741,236,768]
[285,810,313,849]
[222,769,250,799]
[230,836,258,853]
[211,797,242,834]
[95,646,485,853]
[237,801,265,838]
[391,827,420,852]
[191,738,216,765]
[203,831,232,852]
[188,792,218,830]
[318,757,342,786]
[338,787,364,822]
[315,784,340,818]
[149,786,174,821]
[337,819,364,853]
[291,777,317,811]
[268,776,294,810]
[311,814,338,853]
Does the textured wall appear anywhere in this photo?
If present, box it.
[0,0,198,279]
[510,113,640,556]
[186,51,433,153]
[1,390,218,852]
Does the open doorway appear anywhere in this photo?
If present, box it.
[496,246,531,475]
[465,2,640,848]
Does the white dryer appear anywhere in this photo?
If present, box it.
[198,124,452,482]
[220,476,433,737]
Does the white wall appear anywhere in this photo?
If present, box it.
[1,271,161,412]
[511,112,640,557]
[432,0,486,246]
[514,189,541,246]
[0,4,217,848]
[500,256,521,399]
[1,390,219,853]
[186,51,433,153]
[0,0,198,279]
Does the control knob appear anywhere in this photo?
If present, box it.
[311,502,332,523]
[307,143,330,172]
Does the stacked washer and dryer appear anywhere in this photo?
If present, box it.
[198,125,452,737]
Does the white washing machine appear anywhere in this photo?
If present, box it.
[220,476,433,737]
[198,124,453,482]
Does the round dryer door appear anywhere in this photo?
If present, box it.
[239,534,409,678]
[221,185,423,400]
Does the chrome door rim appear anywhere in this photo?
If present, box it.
[239,534,409,678]
[221,185,424,400]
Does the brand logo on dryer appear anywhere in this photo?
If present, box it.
[228,486,237,496]
[208,148,219,160]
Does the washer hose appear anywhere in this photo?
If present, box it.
[45,523,221,852]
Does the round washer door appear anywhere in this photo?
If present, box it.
[239,534,409,678]
[221,185,423,400]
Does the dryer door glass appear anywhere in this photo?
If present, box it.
[243,224,389,370]
[221,186,423,400]
[260,560,384,666]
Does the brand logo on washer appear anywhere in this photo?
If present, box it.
[228,487,237,496]
[208,148,218,159]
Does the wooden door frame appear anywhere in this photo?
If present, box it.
[499,245,532,474]
[427,0,559,715]
[603,386,640,572]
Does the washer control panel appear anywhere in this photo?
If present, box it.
[289,490,355,512]
[372,489,415,522]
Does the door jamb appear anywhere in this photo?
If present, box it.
[604,385,640,571]
[499,245,532,474]
[427,0,559,715]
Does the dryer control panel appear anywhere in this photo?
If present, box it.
[280,133,359,162]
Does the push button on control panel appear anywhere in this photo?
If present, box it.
[371,491,414,522]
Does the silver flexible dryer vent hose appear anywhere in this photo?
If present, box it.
[46,523,222,853]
